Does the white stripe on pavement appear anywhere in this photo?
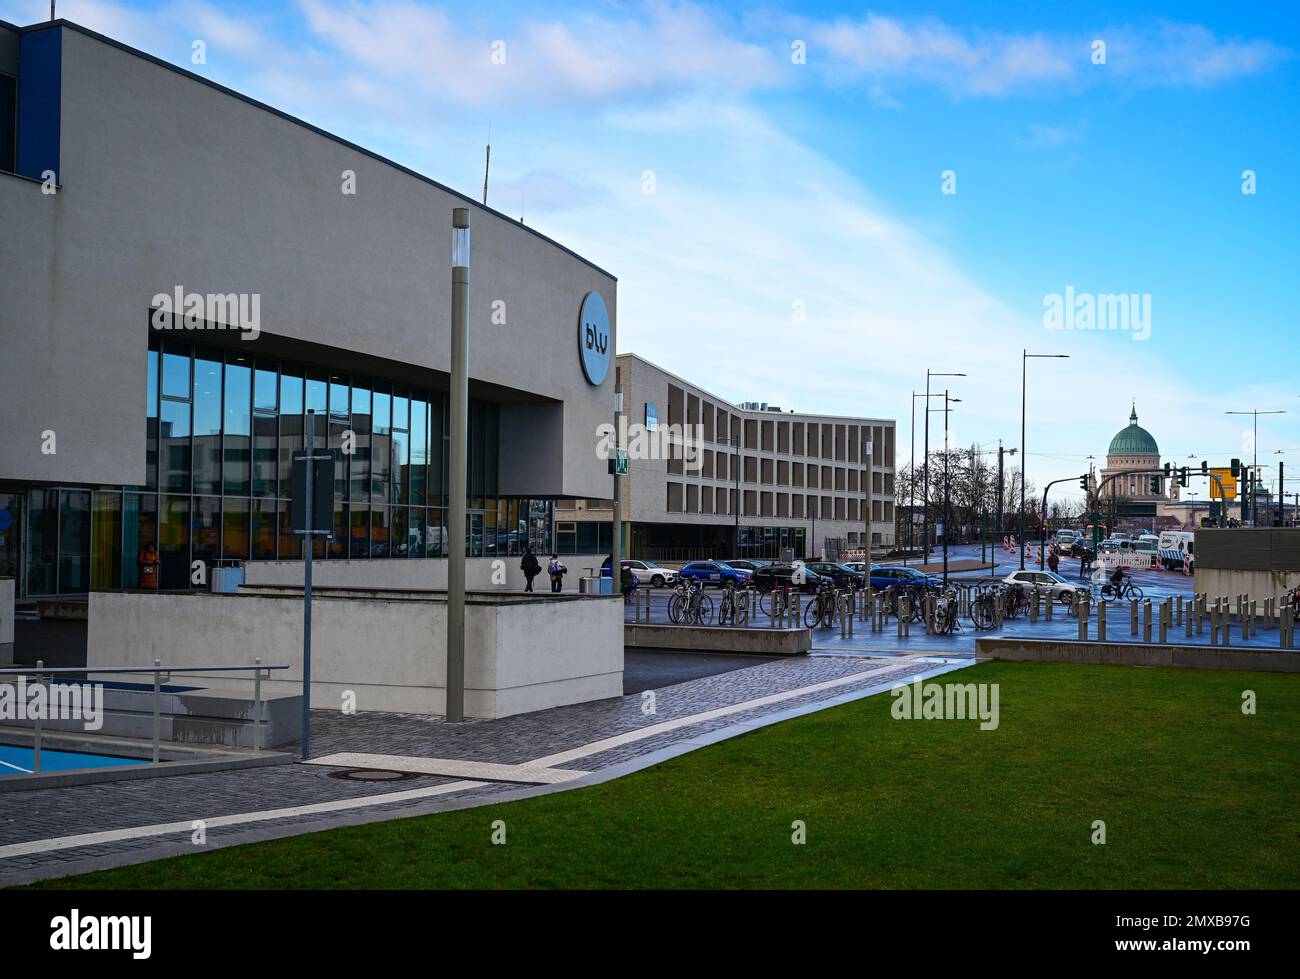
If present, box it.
[531,657,926,768]
[0,779,486,860]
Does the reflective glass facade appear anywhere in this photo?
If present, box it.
[13,338,555,595]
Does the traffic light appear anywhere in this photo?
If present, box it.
[1201,460,1208,476]
[1179,466,1189,487]
[1149,475,1162,494]
[1163,462,1171,478]
[1079,474,1089,491]
[1231,458,1241,478]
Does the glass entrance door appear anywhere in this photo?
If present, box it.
[0,491,20,584]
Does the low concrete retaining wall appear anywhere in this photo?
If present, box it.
[624,623,811,656]
[88,588,623,719]
[243,554,610,593]
[977,637,1300,673]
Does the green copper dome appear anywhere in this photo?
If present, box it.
[1108,405,1159,457]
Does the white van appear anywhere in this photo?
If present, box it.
[1157,531,1194,571]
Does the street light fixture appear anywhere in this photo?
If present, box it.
[446,207,471,723]
[924,370,965,568]
[1020,351,1069,569]
[1226,409,1285,526]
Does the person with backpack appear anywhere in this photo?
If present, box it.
[548,554,567,593]
[520,547,541,592]
[1047,549,1060,574]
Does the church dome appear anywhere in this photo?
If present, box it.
[1108,405,1159,457]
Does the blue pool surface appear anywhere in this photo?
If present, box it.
[0,744,140,777]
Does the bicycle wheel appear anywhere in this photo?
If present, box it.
[694,594,714,625]
[1127,585,1143,601]
[804,599,822,629]
[972,601,994,630]
[1101,584,1116,600]
[668,594,685,624]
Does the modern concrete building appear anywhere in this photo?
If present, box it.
[556,354,897,561]
[0,18,617,600]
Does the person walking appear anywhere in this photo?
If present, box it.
[520,547,541,592]
[548,554,567,593]
[1047,549,1060,575]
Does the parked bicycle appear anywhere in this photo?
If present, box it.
[717,581,748,626]
[668,578,713,625]
[805,579,838,630]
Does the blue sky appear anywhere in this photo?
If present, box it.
[7,0,1298,502]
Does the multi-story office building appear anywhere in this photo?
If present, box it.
[0,17,616,599]
[556,354,896,561]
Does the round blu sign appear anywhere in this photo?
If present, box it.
[578,291,611,385]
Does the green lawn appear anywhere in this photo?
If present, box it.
[29,661,1300,889]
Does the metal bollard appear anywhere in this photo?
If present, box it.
[1222,599,1230,647]
[1030,589,1039,623]
[33,659,44,774]
[1130,599,1139,636]
[1045,591,1053,620]
[1097,598,1106,641]
[1196,593,1204,635]
[1077,594,1089,639]
[1210,602,1219,646]
[1159,601,1168,644]
[1185,596,1193,638]
[1176,595,1183,626]
[1250,600,1257,639]
[1143,600,1152,644]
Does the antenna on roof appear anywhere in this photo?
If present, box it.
[51,2,56,21]
[482,123,491,206]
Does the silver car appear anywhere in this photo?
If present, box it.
[1002,569,1084,605]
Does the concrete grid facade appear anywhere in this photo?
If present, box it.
[558,354,896,561]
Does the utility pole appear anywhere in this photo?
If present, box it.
[611,371,623,583]
[445,207,471,723]
[863,432,873,577]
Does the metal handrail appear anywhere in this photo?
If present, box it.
[0,661,290,775]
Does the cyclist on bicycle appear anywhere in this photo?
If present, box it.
[1110,564,1129,594]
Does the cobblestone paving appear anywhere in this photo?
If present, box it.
[0,652,956,883]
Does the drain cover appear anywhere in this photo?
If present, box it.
[328,768,420,781]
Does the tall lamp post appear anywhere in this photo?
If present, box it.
[1020,351,1069,569]
[924,370,965,567]
[1225,409,1284,526]
[718,436,741,555]
[941,392,961,583]
[445,207,471,723]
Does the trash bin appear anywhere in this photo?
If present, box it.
[578,574,612,594]
[211,565,245,593]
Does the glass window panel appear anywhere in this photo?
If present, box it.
[160,400,191,493]
[329,378,350,420]
[26,489,58,595]
[371,507,390,558]
[122,493,157,588]
[223,360,252,494]
[393,428,409,504]
[429,397,446,508]
[409,507,426,557]
[254,366,278,412]
[350,506,370,558]
[56,490,91,594]
[410,398,428,506]
[192,355,223,495]
[278,366,304,496]
[146,349,159,490]
[277,503,302,560]
[373,390,391,435]
[371,433,391,504]
[192,496,221,571]
[253,402,277,498]
[393,393,409,431]
[393,507,408,558]
[252,498,276,559]
[223,498,250,560]
[330,503,347,558]
[162,347,191,400]
[427,508,444,557]
[350,384,371,502]
[160,495,191,590]
[91,492,122,591]
[469,511,483,558]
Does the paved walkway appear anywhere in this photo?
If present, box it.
[0,651,965,885]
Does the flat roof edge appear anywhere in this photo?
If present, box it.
[21,19,616,282]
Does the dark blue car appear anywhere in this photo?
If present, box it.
[869,565,943,591]
[677,561,752,587]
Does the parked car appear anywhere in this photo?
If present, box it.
[601,557,678,587]
[1003,569,1085,604]
[677,561,753,587]
[750,564,828,594]
[724,559,774,574]
[870,565,944,592]
[806,561,868,590]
